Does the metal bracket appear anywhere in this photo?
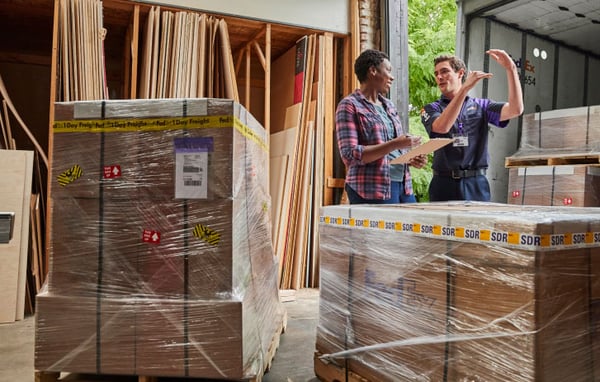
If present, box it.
[0,212,15,243]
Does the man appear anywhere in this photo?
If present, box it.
[421,49,524,201]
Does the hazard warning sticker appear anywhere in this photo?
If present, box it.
[193,223,220,246]
[57,164,83,186]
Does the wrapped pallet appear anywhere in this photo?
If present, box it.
[316,202,600,382]
[518,105,600,151]
[36,99,285,380]
[507,166,600,207]
[505,105,600,206]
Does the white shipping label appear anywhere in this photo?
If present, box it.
[174,137,213,199]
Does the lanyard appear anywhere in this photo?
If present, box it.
[456,99,468,135]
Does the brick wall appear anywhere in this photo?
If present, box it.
[359,0,381,51]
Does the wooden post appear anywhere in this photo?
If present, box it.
[349,0,360,90]
[245,46,251,110]
[129,5,140,98]
[264,23,271,134]
[322,33,335,206]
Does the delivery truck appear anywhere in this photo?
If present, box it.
[455,0,599,202]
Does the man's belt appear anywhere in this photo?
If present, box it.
[433,168,487,179]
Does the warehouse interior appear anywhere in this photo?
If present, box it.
[2,0,600,381]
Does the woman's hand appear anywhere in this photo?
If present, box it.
[394,134,421,150]
[408,154,428,168]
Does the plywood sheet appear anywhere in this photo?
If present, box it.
[270,43,297,133]
[270,126,298,283]
[0,149,33,323]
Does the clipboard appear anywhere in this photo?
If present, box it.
[390,138,455,164]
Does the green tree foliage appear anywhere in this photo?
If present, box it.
[406,0,457,201]
[408,0,457,116]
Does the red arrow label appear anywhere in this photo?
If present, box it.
[142,229,161,244]
[103,165,121,179]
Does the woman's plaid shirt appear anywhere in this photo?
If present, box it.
[336,89,413,200]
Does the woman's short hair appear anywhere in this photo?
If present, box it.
[354,49,389,83]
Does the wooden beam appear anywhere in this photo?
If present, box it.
[252,40,266,70]
[245,46,251,110]
[234,46,244,76]
[349,0,360,90]
[264,23,271,133]
[326,177,345,188]
[0,77,49,166]
[131,5,141,98]
[322,32,335,206]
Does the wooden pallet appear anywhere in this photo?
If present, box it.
[35,310,287,382]
[313,352,369,382]
[505,152,600,167]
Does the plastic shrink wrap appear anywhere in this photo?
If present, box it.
[316,202,600,382]
[35,98,285,380]
[506,105,600,207]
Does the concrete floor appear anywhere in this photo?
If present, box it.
[0,288,320,382]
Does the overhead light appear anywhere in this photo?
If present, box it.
[533,48,540,57]
[541,50,548,60]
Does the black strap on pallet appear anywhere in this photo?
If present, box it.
[96,100,106,374]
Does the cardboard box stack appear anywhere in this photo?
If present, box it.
[506,105,600,206]
[316,202,600,382]
[36,99,284,379]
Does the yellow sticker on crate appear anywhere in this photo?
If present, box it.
[193,224,220,246]
[57,164,83,186]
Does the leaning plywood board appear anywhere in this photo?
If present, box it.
[270,122,299,284]
[270,154,288,240]
[270,42,297,133]
[0,150,33,323]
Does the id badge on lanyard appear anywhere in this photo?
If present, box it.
[453,122,468,147]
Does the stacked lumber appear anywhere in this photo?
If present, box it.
[506,105,600,206]
[0,74,48,318]
[317,202,600,381]
[56,2,238,102]
[270,34,334,290]
[36,98,285,380]
[138,6,238,101]
[56,0,107,101]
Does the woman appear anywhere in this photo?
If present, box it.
[336,49,427,204]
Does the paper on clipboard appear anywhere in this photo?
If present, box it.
[390,138,455,164]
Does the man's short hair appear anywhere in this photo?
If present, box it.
[354,49,389,83]
[434,54,467,73]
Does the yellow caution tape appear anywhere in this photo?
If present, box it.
[320,215,600,250]
[53,116,268,151]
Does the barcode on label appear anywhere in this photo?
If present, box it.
[183,166,202,173]
[184,180,202,186]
